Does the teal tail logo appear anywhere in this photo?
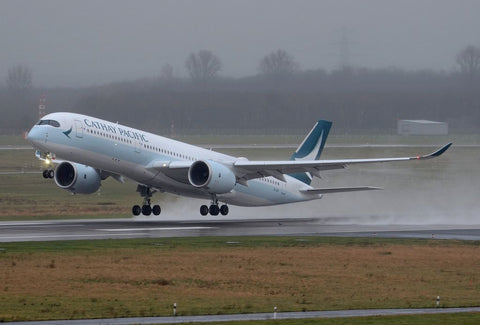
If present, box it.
[63,126,73,139]
[289,120,332,185]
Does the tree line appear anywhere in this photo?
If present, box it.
[1,46,479,135]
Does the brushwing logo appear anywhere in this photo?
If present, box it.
[63,126,73,139]
[294,130,324,161]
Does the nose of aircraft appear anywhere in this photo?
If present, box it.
[26,125,41,146]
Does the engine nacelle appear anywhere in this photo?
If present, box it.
[188,160,236,194]
[54,162,101,194]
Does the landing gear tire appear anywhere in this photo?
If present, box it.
[132,205,141,216]
[200,205,209,216]
[134,185,161,216]
[200,195,228,216]
[209,204,220,216]
[152,205,161,216]
[220,205,229,216]
[43,169,54,179]
[142,205,152,216]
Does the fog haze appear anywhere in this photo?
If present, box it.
[1,0,480,87]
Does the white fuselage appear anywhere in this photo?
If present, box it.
[27,112,318,207]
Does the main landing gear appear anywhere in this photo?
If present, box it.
[200,196,229,216]
[132,185,161,216]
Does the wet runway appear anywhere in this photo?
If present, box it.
[1,217,480,242]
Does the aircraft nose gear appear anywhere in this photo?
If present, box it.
[42,169,54,179]
[200,196,229,216]
[132,185,161,216]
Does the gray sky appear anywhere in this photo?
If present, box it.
[1,0,479,87]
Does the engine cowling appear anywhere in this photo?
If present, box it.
[54,162,101,194]
[188,160,236,194]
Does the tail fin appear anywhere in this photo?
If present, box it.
[289,120,332,185]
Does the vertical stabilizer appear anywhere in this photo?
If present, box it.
[289,120,332,185]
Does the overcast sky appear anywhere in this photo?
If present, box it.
[1,0,479,87]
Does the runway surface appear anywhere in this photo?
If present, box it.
[2,307,480,325]
[1,217,480,242]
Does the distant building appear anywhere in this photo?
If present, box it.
[397,120,448,135]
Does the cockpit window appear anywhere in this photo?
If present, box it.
[37,119,60,127]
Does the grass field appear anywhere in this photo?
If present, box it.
[0,237,479,321]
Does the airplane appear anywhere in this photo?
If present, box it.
[26,112,451,216]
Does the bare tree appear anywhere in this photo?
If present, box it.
[4,65,33,131]
[456,45,480,84]
[259,49,298,80]
[160,63,174,81]
[185,50,222,83]
[6,64,32,92]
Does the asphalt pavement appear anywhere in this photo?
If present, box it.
[1,218,480,242]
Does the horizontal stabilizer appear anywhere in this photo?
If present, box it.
[300,186,383,195]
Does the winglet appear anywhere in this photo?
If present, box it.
[418,143,452,160]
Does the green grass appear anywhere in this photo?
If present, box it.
[0,148,38,172]
[172,133,478,146]
[0,135,29,146]
[0,173,136,219]
[2,236,479,254]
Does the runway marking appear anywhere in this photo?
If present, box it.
[0,221,59,226]
[0,233,135,240]
[98,226,216,232]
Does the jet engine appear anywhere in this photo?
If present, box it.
[54,162,101,194]
[188,160,236,194]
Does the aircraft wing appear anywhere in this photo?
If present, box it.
[232,143,452,183]
[146,143,451,185]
